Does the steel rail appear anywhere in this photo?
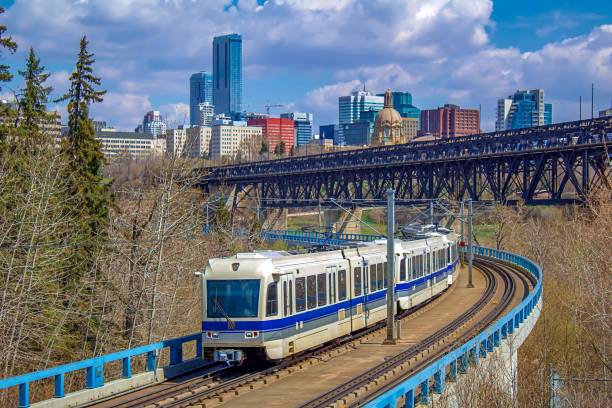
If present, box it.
[354,257,528,407]
[300,256,519,408]
[96,280,451,408]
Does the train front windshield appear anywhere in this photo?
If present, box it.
[207,279,261,318]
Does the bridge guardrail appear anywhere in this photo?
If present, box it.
[262,229,384,246]
[364,246,542,407]
[0,244,543,407]
[0,332,203,407]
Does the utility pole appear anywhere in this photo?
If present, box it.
[384,189,397,344]
[460,200,465,266]
[429,201,434,225]
[467,199,474,288]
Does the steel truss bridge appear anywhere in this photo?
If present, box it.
[199,117,612,208]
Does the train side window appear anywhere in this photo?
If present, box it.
[354,267,362,296]
[289,281,293,315]
[411,256,417,280]
[338,270,347,301]
[400,257,406,281]
[295,277,306,312]
[317,273,327,307]
[266,282,278,316]
[370,265,378,292]
[307,275,317,309]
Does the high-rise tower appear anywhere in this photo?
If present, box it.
[189,71,213,126]
[213,34,242,117]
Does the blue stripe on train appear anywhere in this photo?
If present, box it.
[202,261,458,333]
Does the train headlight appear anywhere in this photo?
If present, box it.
[206,331,219,339]
[244,331,259,339]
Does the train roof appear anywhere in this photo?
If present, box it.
[205,230,459,276]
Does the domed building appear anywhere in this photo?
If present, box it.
[371,89,405,146]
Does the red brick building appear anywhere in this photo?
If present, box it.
[420,104,480,139]
[247,118,295,153]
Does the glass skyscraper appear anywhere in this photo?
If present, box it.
[190,71,213,126]
[380,91,421,129]
[496,89,553,131]
[213,34,242,117]
[338,91,384,145]
[280,112,314,146]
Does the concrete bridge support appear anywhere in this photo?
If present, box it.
[434,297,542,407]
[324,208,363,234]
[260,208,288,230]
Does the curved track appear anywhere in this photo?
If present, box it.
[91,257,532,408]
[89,279,453,408]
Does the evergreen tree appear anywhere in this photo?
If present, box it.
[55,36,112,281]
[18,48,52,148]
[260,141,268,155]
[0,7,17,87]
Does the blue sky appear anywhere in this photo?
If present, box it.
[0,0,611,131]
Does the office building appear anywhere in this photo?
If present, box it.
[280,112,314,146]
[401,117,419,142]
[338,90,384,145]
[213,34,242,117]
[377,91,420,128]
[244,112,270,120]
[185,126,212,158]
[190,71,213,126]
[210,122,261,160]
[342,121,372,146]
[319,124,336,143]
[598,102,612,117]
[496,89,553,131]
[420,104,480,139]
[96,131,165,158]
[247,117,295,154]
[197,102,215,126]
[140,111,167,137]
[166,128,187,157]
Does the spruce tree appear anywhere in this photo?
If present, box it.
[0,7,17,87]
[56,36,112,282]
[18,48,52,148]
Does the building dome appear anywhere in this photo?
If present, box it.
[372,89,405,146]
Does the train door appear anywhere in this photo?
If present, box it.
[348,258,366,332]
[363,259,370,326]
[281,273,294,318]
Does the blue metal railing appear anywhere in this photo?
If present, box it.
[262,229,384,246]
[364,246,542,407]
[0,333,203,407]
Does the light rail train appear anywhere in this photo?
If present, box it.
[200,230,460,361]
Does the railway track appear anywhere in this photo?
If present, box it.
[89,272,457,408]
[300,256,531,408]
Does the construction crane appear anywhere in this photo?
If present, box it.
[265,101,285,115]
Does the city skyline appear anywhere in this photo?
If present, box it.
[0,0,611,131]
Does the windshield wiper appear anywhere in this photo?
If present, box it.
[213,297,236,329]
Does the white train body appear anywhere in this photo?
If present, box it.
[201,232,459,360]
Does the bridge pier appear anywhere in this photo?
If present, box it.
[260,208,288,230]
[324,208,363,234]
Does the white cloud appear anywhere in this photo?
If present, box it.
[159,102,189,128]
[91,92,152,130]
[1,0,610,131]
